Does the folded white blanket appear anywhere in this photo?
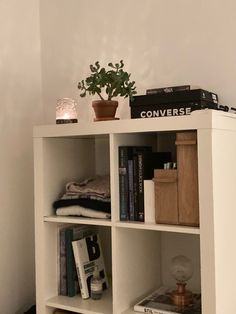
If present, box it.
[56,205,111,219]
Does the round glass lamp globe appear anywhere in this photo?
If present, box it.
[170,255,193,283]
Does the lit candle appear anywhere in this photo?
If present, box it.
[56,98,78,124]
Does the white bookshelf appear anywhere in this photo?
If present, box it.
[34,110,236,314]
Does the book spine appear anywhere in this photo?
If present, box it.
[59,228,67,296]
[146,85,190,95]
[133,154,139,221]
[137,153,145,222]
[65,229,78,297]
[72,241,89,299]
[144,180,155,223]
[119,147,129,220]
[131,90,218,107]
[130,101,218,119]
[132,147,153,221]
[128,159,135,221]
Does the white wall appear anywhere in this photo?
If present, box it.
[1,0,232,312]
[0,0,43,313]
[40,0,236,123]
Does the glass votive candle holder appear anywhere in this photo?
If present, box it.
[56,98,78,124]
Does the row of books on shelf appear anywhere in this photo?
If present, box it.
[58,224,108,299]
[118,145,171,222]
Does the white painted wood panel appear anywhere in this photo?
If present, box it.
[211,129,236,314]
[198,129,216,314]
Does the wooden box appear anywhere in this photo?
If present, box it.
[176,131,199,226]
[153,169,178,224]
[154,131,199,227]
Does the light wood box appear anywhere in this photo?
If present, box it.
[154,131,199,227]
[176,131,199,226]
[153,169,178,224]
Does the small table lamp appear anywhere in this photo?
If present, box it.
[56,98,78,124]
[170,255,194,306]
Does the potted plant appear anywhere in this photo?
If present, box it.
[77,60,137,121]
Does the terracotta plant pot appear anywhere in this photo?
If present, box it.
[92,100,119,121]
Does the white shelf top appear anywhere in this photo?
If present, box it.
[43,215,199,234]
[46,288,112,314]
[115,221,200,234]
[44,215,112,227]
[34,110,236,138]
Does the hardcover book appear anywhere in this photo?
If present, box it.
[64,225,94,297]
[130,88,218,119]
[131,89,218,106]
[72,233,108,299]
[59,227,68,296]
[118,146,130,221]
[134,286,201,314]
[130,100,218,119]
[135,151,172,222]
[146,85,191,95]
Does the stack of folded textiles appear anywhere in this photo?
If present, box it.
[53,175,111,219]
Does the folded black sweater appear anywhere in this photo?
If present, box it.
[53,198,111,213]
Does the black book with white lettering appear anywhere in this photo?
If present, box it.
[135,151,172,222]
[72,233,108,299]
[130,88,218,119]
[130,100,217,119]
[146,85,191,95]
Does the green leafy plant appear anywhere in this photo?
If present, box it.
[78,60,137,101]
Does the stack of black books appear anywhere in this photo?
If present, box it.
[129,85,220,119]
